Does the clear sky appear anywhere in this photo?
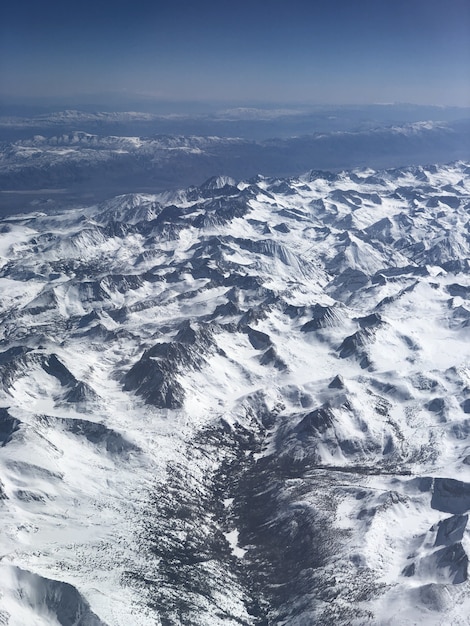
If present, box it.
[1,0,469,107]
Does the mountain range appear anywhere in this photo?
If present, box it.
[0,159,469,624]
[1,117,470,217]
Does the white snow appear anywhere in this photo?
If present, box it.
[0,160,469,624]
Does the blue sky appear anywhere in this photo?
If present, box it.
[1,0,469,106]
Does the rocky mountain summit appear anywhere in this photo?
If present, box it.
[0,161,470,625]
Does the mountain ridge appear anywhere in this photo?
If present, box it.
[0,160,470,624]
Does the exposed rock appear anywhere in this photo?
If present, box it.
[328,375,345,389]
[60,418,139,455]
[259,347,287,370]
[432,478,470,514]
[64,381,99,404]
[2,566,107,626]
[338,329,374,359]
[0,407,20,446]
[246,327,272,350]
[421,544,468,584]
[427,397,446,413]
[296,405,335,436]
[42,354,77,386]
[300,304,343,332]
[433,514,468,547]
[462,399,470,414]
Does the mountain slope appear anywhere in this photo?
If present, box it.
[0,161,470,624]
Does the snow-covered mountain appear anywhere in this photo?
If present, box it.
[0,161,470,625]
[1,120,469,216]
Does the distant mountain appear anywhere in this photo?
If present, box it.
[0,160,470,624]
[1,119,469,216]
[1,103,469,139]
